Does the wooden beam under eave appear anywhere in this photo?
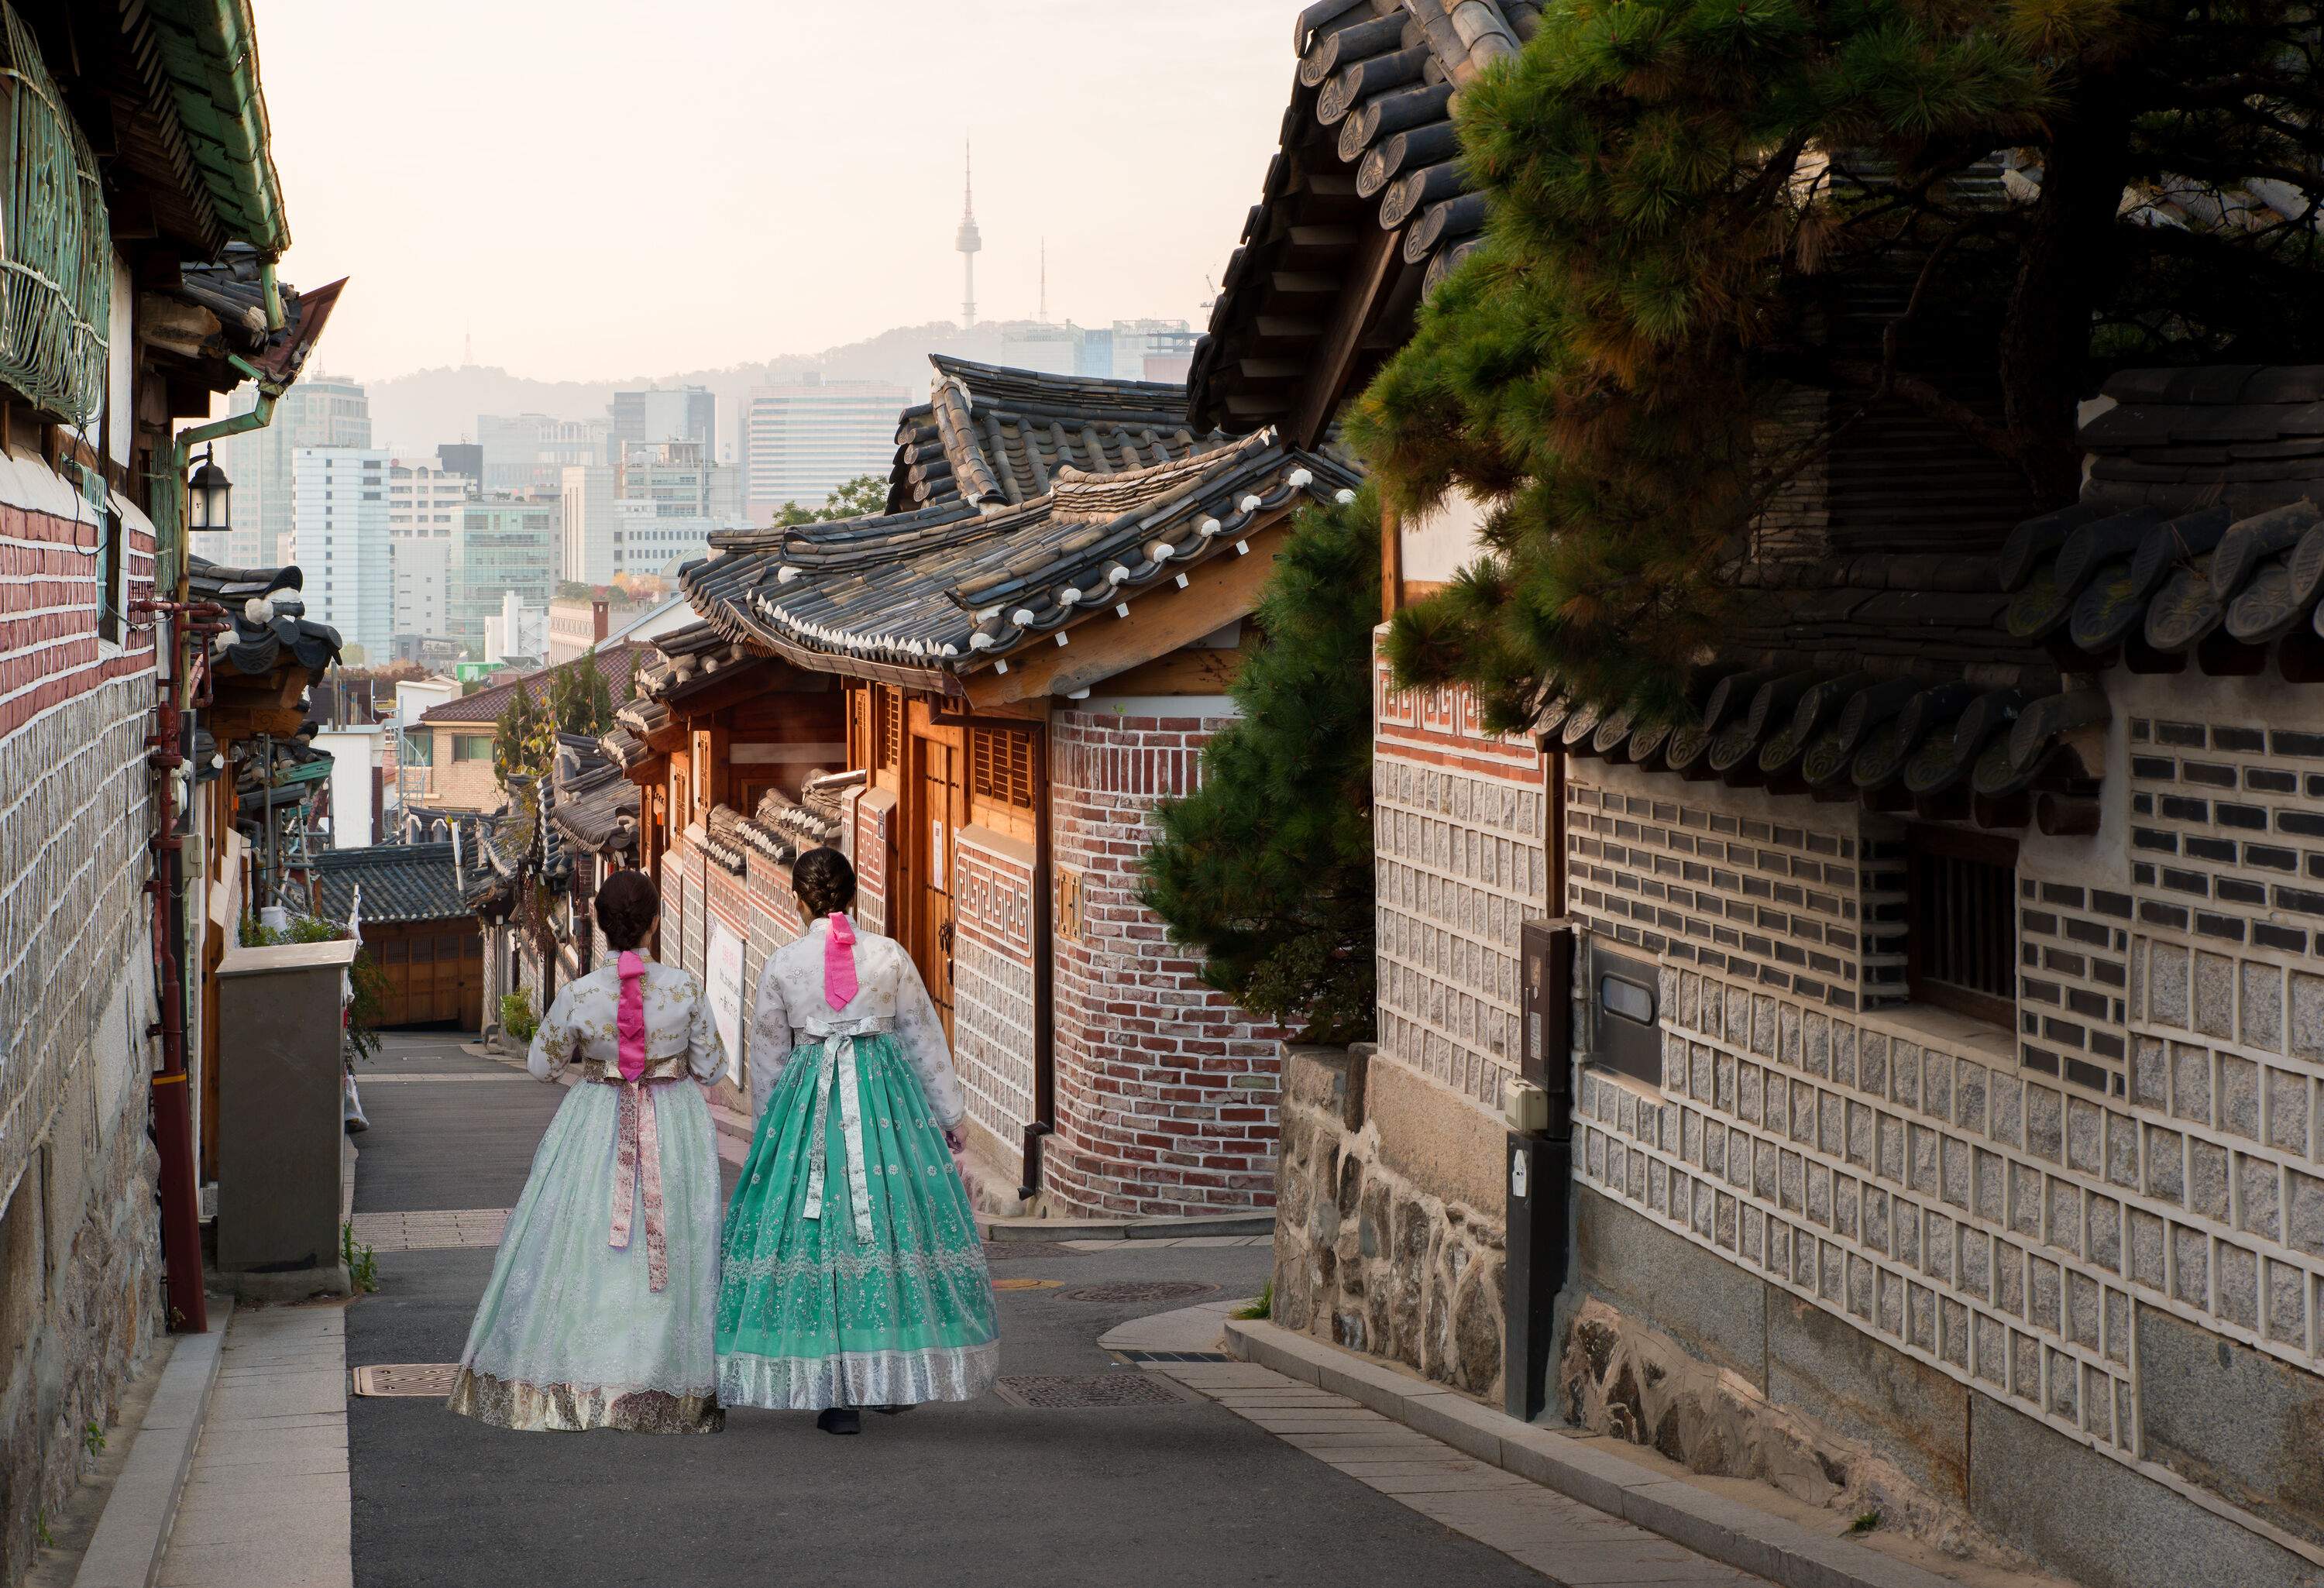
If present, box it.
[205,705,308,743]
[1290,220,1404,449]
[962,524,1290,708]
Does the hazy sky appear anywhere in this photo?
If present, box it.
[253,1,1294,383]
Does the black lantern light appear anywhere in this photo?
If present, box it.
[187,448,232,532]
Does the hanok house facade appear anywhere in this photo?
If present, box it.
[471,731,655,1036]
[310,843,480,1029]
[0,3,334,1579]
[630,355,1356,1213]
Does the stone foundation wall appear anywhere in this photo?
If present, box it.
[0,667,166,1588]
[1270,1046,1508,1398]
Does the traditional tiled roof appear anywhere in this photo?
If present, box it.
[686,430,1359,682]
[886,356,1231,513]
[311,842,468,926]
[1189,0,1538,436]
[1995,368,2324,677]
[190,556,341,678]
[417,642,642,726]
[1542,369,2324,828]
[545,734,638,855]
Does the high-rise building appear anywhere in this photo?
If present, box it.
[560,463,616,586]
[437,442,483,481]
[611,386,715,459]
[215,373,371,568]
[450,496,558,654]
[476,412,610,492]
[744,376,907,521]
[290,446,392,659]
[387,459,471,645]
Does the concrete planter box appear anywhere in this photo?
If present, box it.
[214,938,359,1300]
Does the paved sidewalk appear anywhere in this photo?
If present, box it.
[156,1304,352,1588]
[1103,1304,1767,1587]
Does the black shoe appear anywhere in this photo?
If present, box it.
[871,1404,914,1416]
[816,1408,861,1435]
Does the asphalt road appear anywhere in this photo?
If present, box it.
[346,1033,1551,1588]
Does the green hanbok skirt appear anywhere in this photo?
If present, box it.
[715,1032,999,1409]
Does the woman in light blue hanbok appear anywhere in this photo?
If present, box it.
[448,869,727,1434]
[717,846,999,1435]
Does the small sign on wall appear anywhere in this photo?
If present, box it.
[1056,864,1085,942]
[930,819,947,893]
[706,922,746,1085]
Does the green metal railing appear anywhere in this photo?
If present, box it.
[0,3,109,426]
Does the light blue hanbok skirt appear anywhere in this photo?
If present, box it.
[447,1078,724,1433]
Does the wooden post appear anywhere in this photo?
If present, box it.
[1381,503,1404,624]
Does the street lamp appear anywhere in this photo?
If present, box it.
[187,449,232,533]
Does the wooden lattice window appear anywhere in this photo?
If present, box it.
[970,728,1035,809]
[0,6,110,423]
[1904,825,2018,1026]
[875,687,903,770]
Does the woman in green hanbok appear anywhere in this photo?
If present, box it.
[716,846,999,1434]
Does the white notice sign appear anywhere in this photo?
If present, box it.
[706,923,746,1085]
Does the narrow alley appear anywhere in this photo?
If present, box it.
[143,1034,1771,1588]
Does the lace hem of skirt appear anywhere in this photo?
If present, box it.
[719,1245,990,1284]
[445,1365,723,1434]
[714,1341,999,1411]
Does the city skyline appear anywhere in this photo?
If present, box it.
[249,0,1286,384]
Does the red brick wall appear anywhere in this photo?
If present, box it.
[0,504,156,738]
[1043,710,1284,1216]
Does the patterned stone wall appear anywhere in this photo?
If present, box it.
[853,790,894,940]
[0,496,165,1585]
[1044,709,1283,1216]
[951,827,1037,1177]
[1562,706,2324,1578]
[1371,649,1551,1114]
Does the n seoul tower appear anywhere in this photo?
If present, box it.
[956,139,982,328]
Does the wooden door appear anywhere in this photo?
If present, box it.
[379,933,411,1026]
[916,736,964,1039]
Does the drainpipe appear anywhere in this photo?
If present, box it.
[141,352,288,1333]
[260,261,285,333]
[1023,725,1055,1203]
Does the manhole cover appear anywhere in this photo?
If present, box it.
[350,1363,461,1398]
[992,1373,1196,1408]
[1057,1280,1218,1305]
[992,1277,1064,1291]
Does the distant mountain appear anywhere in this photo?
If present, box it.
[364,318,1120,457]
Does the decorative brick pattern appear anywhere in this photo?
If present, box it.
[1372,652,1549,1110]
[2016,876,2133,1096]
[853,793,892,940]
[952,830,1037,1158]
[1575,966,2144,1460]
[1566,782,1872,1010]
[1562,711,2324,1533]
[1045,710,1282,1216]
[2126,715,2324,952]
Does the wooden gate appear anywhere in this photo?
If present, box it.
[915,735,965,1039]
[372,921,483,1029]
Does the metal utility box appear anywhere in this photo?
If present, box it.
[1507,917,1575,1423]
[215,937,359,1297]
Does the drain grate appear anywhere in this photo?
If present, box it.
[1057,1280,1218,1305]
[982,1241,1078,1260]
[350,1363,462,1398]
[992,1373,1197,1408]
[991,1277,1064,1291]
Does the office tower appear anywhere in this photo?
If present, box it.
[743,376,907,520]
[290,446,392,658]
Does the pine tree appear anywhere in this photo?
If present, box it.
[550,648,617,739]
[493,682,552,789]
[1353,0,2324,727]
[1139,487,1380,1043]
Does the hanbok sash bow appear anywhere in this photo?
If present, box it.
[799,1014,886,1244]
[607,952,672,1292]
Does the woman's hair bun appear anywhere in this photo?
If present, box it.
[594,867,660,952]
[792,846,857,918]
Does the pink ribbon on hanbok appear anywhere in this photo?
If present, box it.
[607,952,670,1293]
[824,912,858,1010]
